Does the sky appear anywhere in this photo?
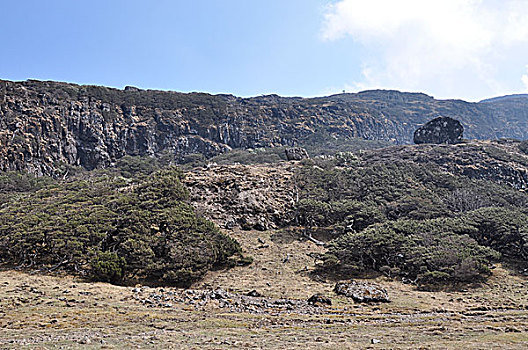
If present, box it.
[2,0,528,101]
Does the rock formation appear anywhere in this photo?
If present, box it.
[334,280,390,303]
[413,116,464,144]
[2,79,528,175]
[285,147,309,161]
[184,163,296,230]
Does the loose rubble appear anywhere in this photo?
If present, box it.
[131,287,333,315]
[184,163,297,230]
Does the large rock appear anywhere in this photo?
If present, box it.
[413,116,464,144]
[334,280,390,303]
[285,147,309,161]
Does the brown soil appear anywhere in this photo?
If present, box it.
[1,226,527,349]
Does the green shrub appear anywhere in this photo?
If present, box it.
[90,251,126,283]
[323,218,500,287]
[0,167,243,286]
[0,171,52,193]
[208,147,287,165]
[460,207,528,260]
[115,155,160,178]
[294,153,528,233]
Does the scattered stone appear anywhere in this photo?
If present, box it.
[334,280,390,303]
[131,287,331,315]
[211,288,229,300]
[246,290,262,297]
[413,116,464,144]
[79,336,91,344]
[505,326,521,333]
[307,293,332,306]
[285,147,309,161]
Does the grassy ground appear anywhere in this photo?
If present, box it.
[0,228,527,349]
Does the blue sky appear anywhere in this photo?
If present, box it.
[2,0,528,101]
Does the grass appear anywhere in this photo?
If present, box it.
[0,227,527,349]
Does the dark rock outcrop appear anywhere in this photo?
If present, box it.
[285,147,309,161]
[334,280,390,303]
[413,117,464,144]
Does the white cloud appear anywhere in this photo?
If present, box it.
[321,0,528,100]
[522,65,528,91]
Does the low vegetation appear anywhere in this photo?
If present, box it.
[295,146,528,287]
[0,165,243,286]
[178,132,390,168]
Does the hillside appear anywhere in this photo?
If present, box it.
[2,79,528,175]
[1,140,528,348]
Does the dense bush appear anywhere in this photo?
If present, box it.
[323,217,500,287]
[208,148,287,165]
[320,206,528,287]
[0,171,52,194]
[297,199,383,232]
[296,149,528,287]
[298,130,391,156]
[114,155,161,178]
[461,207,528,260]
[295,157,528,228]
[0,167,243,286]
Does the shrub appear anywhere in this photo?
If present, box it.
[0,168,243,286]
[460,207,528,260]
[115,155,160,178]
[323,218,500,287]
[90,251,126,283]
[0,171,52,193]
[294,153,528,234]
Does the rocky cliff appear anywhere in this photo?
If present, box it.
[2,79,528,175]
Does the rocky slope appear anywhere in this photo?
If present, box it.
[184,139,528,234]
[184,162,297,231]
[2,79,528,175]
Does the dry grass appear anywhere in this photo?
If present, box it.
[0,228,527,349]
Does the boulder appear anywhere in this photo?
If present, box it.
[334,280,390,303]
[285,147,309,161]
[413,116,464,144]
[307,293,332,306]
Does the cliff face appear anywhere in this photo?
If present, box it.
[1,79,528,175]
